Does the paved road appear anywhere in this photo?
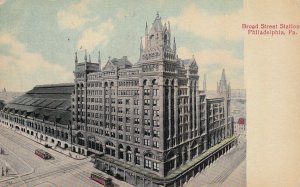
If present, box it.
[0,124,246,187]
[184,134,246,187]
[0,125,132,187]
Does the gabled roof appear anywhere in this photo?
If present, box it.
[181,58,198,69]
[103,56,133,71]
[182,59,193,66]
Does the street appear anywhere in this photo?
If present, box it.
[184,134,246,187]
[0,124,245,187]
[0,125,132,187]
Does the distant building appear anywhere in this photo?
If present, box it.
[0,13,237,187]
[0,100,5,110]
[0,84,73,149]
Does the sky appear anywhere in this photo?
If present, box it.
[0,0,244,92]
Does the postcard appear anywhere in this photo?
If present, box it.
[0,1,299,187]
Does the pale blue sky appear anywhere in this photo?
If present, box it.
[0,0,244,91]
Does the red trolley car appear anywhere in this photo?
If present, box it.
[91,172,113,186]
[35,149,52,159]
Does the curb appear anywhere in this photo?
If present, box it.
[14,130,87,161]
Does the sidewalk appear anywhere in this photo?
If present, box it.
[13,129,87,160]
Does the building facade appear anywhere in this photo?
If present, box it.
[0,13,235,187]
[0,84,74,150]
[70,13,234,186]
[72,13,201,177]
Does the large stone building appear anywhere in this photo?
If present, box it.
[0,13,236,187]
[0,84,74,149]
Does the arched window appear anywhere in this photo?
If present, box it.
[152,79,157,85]
[105,141,116,157]
[118,144,124,159]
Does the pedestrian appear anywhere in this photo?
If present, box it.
[1,167,4,176]
[5,167,8,176]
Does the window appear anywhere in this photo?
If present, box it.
[153,130,159,138]
[125,99,130,105]
[118,107,123,113]
[144,139,150,146]
[153,89,158,96]
[153,162,159,171]
[111,132,115,138]
[135,137,140,143]
[153,100,158,106]
[134,100,139,105]
[144,119,150,126]
[134,108,139,115]
[118,99,123,104]
[153,141,159,148]
[135,156,141,165]
[126,135,131,141]
[134,118,140,124]
[144,109,149,115]
[154,110,159,117]
[126,126,130,132]
[144,159,151,169]
[153,120,159,127]
[144,89,150,95]
[126,108,130,114]
[135,127,140,134]
[144,99,150,106]
[118,125,123,131]
[144,129,151,136]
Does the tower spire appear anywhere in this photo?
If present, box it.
[145,22,148,47]
[84,49,87,62]
[173,37,176,54]
[221,68,226,81]
[75,52,78,64]
[203,73,207,92]
[140,37,143,58]
[145,22,148,33]
[168,21,171,45]
[98,51,101,71]
[88,54,91,63]
[219,68,228,94]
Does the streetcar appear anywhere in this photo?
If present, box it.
[90,172,113,186]
[35,149,52,159]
